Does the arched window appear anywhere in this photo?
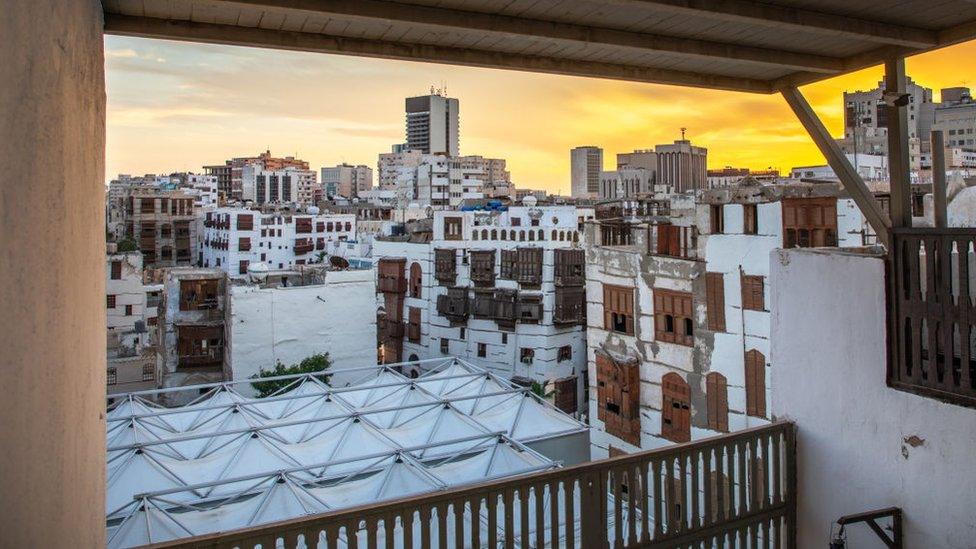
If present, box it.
[510,230,516,241]
[482,229,489,240]
[705,372,729,432]
[538,229,544,241]
[528,231,535,241]
[572,231,579,243]
[745,350,767,418]
[661,373,691,443]
[558,231,565,242]
[472,231,479,241]
[551,230,558,241]
[500,230,507,241]
[491,229,497,240]
[519,231,526,242]
[409,262,422,298]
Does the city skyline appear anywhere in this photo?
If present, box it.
[106,35,976,193]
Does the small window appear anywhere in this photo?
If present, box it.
[654,290,694,346]
[443,217,463,240]
[440,338,449,354]
[459,328,465,340]
[125,304,133,316]
[107,367,117,385]
[558,345,572,362]
[705,272,726,332]
[743,204,758,234]
[741,274,765,311]
[142,363,155,382]
[110,261,122,280]
[478,343,487,358]
[520,348,534,364]
[603,284,635,335]
[107,295,116,309]
[501,333,508,344]
[710,205,724,234]
[745,349,767,418]
[706,372,729,432]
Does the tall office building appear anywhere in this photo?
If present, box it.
[655,139,708,193]
[570,146,603,198]
[405,91,460,156]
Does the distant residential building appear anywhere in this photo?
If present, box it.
[599,167,655,199]
[457,155,512,198]
[405,91,460,156]
[415,154,485,208]
[106,249,157,396]
[122,188,198,268]
[707,167,780,188]
[372,205,587,414]
[321,163,373,198]
[935,87,976,149]
[182,173,219,209]
[616,149,657,171]
[204,150,309,201]
[227,266,377,389]
[378,148,424,191]
[791,153,889,181]
[241,165,317,206]
[200,207,357,277]
[156,268,228,405]
[570,146,603,198]
[655,139,708,193]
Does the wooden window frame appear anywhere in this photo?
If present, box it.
[743,204,758,235]
[661,372,691,443]
[782,197,838,248]
[706,372,729,432]
[710,205,724,234]
[407,307,421,342]
[741,274,765,312]
[603,284,635,336]
[745,349,767,418]
[469,250,496,286]
[596,353,641,445]
[705,272,726,332]
[110,261,122,280]
[553,376,578,414]
[654,289,694,346]
[558,345,572,362]
[107,294,118,309]
[409,262,423,298]
[519,347,534,364]
[434,249,456,284]
[443,216,463,241]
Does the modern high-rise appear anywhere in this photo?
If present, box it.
[405,92,460,156]
[570,146,603,198]
[655,139,708,193]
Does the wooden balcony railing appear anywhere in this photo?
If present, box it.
[144,422,795,549]
[889,228,976,408]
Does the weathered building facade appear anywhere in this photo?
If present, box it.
[372,205,588,413]
[585,184,867,458]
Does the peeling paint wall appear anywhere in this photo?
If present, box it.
[771,248,976,549]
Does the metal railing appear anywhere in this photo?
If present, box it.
[889,228,976,408]
[143,422,795,549]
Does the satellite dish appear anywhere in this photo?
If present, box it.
[522,195,538,207]
[330,256,349,270]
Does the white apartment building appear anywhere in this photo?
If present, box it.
[415,154,485,207]
[378,148,423,190]
[182,173,219,209]
[791,152,889,181]
[241,165,318,206]
[372,203,587,414]
[321,163,373,198]
[227,266,378,390]
[584,185,866,459]
[571,146,603,198]
[200,208,357,277]
[405,92,460,156]
[106,249,158,396]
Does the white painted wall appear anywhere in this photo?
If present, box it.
[770,248,976,548]
[228,269,377,390]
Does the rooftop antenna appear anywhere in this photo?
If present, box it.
[680,127,687,140]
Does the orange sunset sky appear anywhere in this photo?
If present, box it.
[105,36,976,195]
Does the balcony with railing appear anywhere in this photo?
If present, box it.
[144,422,794,548]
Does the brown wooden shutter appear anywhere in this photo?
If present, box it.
[596,353,611,422]
[110,261,122,280]
[745,349,767,418]
[409,262,422,298]
[706,372,729,432]
[661,373,691,443]
[553,376,578,413]
[236,214,253,231]
[705,272,726,332]
[741,274,765,311]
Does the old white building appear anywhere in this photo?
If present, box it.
[106,249,157,396]
[227,266,378,390]
[585,184,867,458]
[415,154,486,208]
[241,165,318,206]
[372,203,588,413]
[200,208,356,277]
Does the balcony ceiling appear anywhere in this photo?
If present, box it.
[102,0,976,93]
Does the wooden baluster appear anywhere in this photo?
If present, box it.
[737,441,747,519]
[454,500,466,549]
[549,480,561,549]
[347,520,360,549]
[304,526,320,549]
[403,510,414,549]
[652,459,664,539]
[488,493,498,548]
[639,462,651,544]
[503,488,515,549]
[471,497,482,549]
[419,506,431,549]
[564,479,576,549]
[958,237,973,392]
[771,432,782,507]
[703,446,713,528]
[725,443,735,521]
[534,483,546,549]
[518,487,530,549]
[323,525,338,549]
[384,513,396,549]
[691,448,701,530]
[626,465,637,546]
[437,503,449,549]
[611,466,622,545]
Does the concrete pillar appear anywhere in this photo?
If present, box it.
[0,1,106,547]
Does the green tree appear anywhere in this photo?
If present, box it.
[116,237,139,252]
[250,353,332,398]
[531,381,552,399]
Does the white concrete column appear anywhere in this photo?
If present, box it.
[0,1,106,546]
